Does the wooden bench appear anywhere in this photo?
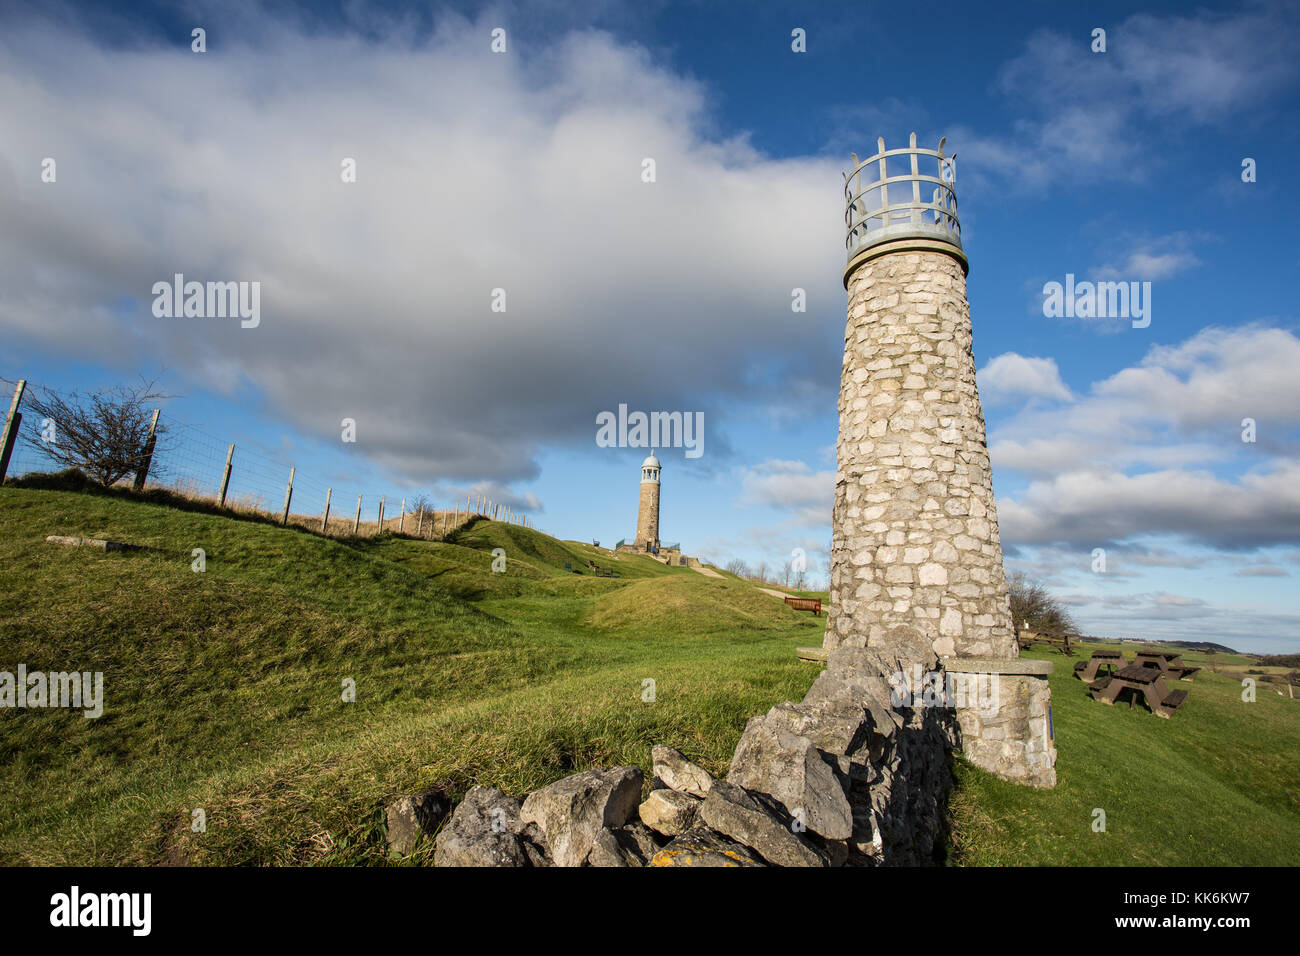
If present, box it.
[584,559,619,578]
[1073,649,1123,682]
[1134,649,1200,682]
[783,596,822,617]
[1018,631,1077,656]
[1089,664,1189,718]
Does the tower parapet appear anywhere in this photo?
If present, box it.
[843,132,964,285]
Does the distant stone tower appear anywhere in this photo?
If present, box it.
[826,134,1056,787]
[633,452,661,550]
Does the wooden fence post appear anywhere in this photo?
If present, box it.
[218,443,235,507]
[321,488,332,532]
[354,494,363,534]
[0,380,27,485]
[280,466,295,525]
[378,495,386,533]
[399,498,406,533]
[132,408,161,492]
[416,505,424,537]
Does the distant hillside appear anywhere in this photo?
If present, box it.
[1079,635,1240,655]
[1260,654,1300,669]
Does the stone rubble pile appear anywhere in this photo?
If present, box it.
[390,642,955,866]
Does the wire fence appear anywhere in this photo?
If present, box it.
[0,375,537,540]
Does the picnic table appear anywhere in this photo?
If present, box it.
[1073,648,1123,682]
[1089,664,1189,718]
[1134,649,1200,682]
[783,596,822,617]
[1017,631,1076,656]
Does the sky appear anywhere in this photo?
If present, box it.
[1,0,1298,652]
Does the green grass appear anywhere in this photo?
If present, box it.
[3,485,1296,866]
[949,643,1300,865]
[0,486,822,865]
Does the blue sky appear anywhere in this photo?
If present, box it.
[2,0,1298,651]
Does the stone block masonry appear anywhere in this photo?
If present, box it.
[633,452,661,550]
[827,250,1018,662]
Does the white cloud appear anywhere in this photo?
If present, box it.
[0,12,844,485]
[1236,565,1290,578]
[951,5,1300,190]
[1092,235,1203,281]
[737,459,834,527]
[991,325,1300,551]
[979,353,1072,404]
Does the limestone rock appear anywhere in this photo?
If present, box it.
[727,708,853,841]
[651,745,714,798]
[385,789,451,856]
[585,822,661,867]
[650,826,767,867]
[697,779,828,867]
[639,787,700,837]
[434,786,537,867]
[519,766,643,867]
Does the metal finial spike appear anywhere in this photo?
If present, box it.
[938,136,946,156]
[909,132,917,147]
[877,136,886,152]
[851,152,859,167]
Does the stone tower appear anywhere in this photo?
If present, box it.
[825,134,1056,787]
[633,452,660,550]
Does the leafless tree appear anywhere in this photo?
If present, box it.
[781,560,792,587]
[1006,571,1077,638]
[724,558,749,578]
[19,379,170,487]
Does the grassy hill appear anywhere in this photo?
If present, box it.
[2,485,1297,866]
[0,486,821,865]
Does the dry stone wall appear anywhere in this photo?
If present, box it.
[402,637,956,866]
[828,250,1017,661]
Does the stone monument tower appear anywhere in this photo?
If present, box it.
[825,133,1055,787]
[633,452,661,551]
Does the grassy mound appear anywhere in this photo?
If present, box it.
[0,486,819,865]
[586,576,812,634]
